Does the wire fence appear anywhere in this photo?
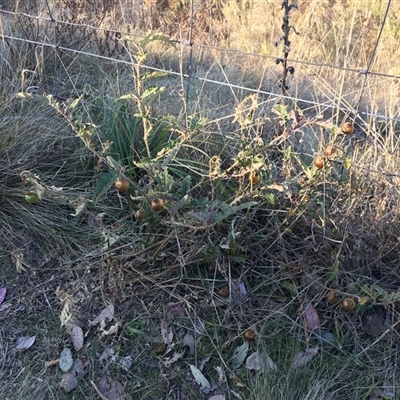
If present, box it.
[0,1,398,123]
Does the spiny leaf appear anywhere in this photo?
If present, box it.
[141,71,170,81]
[139,32,177,49]
[214,201,257,224]
[92,171,119,204]
[118,93,139,102]
[141,86,166,106]
[180,176,192,197]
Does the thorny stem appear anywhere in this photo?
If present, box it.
[134,50,152,159]
[279,1,298,103]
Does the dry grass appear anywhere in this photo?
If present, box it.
[1,1,400,399]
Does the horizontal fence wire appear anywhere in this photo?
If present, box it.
[1,7,400,123]
[2,8,400,80]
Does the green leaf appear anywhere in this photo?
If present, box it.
[106,156,123,171]
[265,193,275,205]
[93,171,119,204]
[180,176,192,197]
[118,93,139,102]
[327,260,340,281]
[230,341,249,369]
[283,145,292,161]
[160,146,180,167]
[342,158,352,169]
[141,86,166,106]
[66,95,82,113]
[139,32,177,49]
[227,254,248,263]
[141,71,170,81]
[214,201,257,224]
[91,338,98,358]
[155,168,174,192]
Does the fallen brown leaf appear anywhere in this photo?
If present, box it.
[97,375,128,400]
[68,324,84,351]
[90,304,115,326]
[59,371,77,393]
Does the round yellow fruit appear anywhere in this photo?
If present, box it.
[341,297,357,311]
[243,329,256,342]
[326,290,340,304]
[151,197,165,212]
[341,122,354,135]
[324,146,336,157]
[249,172,261,185]
[135,208,146,221]
[314,156,325,169]
[114,178,130,193]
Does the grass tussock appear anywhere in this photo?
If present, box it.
[1,1,400,400]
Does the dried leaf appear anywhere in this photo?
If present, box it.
[313,118,336,130]
[230,341,249,369]
[198,355,211,371]
[60,300,73,327]
[0,287,6,305]
[97,375,128,400]
[304,303,320,330]
[70,324,84,351]
[182,333,196,354]
[166,302,186,317]
[160,319,173,345]
[71,359,86,378]
[237,281,247,295]
[252,297,286,314]
[312,329,336,347]
[209,396,226,400]
[215,366,226,384]
[301,273,324,297]
[89,304,114,326]
[189,364,211,390]
[59,348,74,372]
[245,351,276,372]
[245,351,262,371]
[363,313,386,337]
[163,351,184,366]
[99,347,115,364]
[16,335,36,350]
[11,248,26,273]
[291,347,319,369]
[119,356,133,371]
[101,322,119,336]
[59,371,77,393]
[70,196,87,216]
